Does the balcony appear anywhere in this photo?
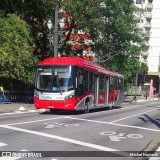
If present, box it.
[144,22,151,28]
[146,3,153,10]
[141,52,149,59]
[145,31,151,37]
[144,12,152,19]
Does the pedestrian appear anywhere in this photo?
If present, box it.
[144,92,148,100]
[132,95,137,103]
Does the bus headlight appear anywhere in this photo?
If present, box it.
[34,93,39,99]
[65,94,74,100]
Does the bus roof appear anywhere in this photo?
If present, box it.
[38,57,123,78]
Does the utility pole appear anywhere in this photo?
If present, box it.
[53,5,59,57]
[135,72,138,99]
[47,1,65,57]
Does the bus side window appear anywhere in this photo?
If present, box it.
[78,69,83,85]
[83,70,89,94]
[77,69,84,96]
[79,75,83,84]
[118,78,123,89]
[109,76,114,91]
[99,74,105,92]
[89,72,94,93]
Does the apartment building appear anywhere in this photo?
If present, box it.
[134,0,160,96]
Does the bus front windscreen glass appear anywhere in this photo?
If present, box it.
[36,66,74,92]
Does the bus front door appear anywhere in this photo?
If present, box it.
[94,74,99,105]
[105,76,109,105]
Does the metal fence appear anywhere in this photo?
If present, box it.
[4,91,34,103]
[0,77,34,103]
[127,86,141,95]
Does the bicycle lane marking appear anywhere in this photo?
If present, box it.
[0,124,119,152]
[100,131,143,142]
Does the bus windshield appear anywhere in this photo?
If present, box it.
[35,66,74,92]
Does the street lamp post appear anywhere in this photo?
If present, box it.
[47,20,53,57]
[47,6,65,57]
[54,5,59,57]
[135,72,138,99]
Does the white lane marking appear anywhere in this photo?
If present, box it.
[116,105,142,110]
[109,123,160,132]
[111,108,158,123]
[89,105,143,115]
[67,117,160,132]
[4,116,69,126]
[0,125,118,152]
[0,142,7,147]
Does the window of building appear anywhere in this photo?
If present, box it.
[148,0,153,3]
[137,19,141,23]
[137,18,143,24]
[136,0,142,4]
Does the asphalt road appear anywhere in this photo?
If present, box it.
[0,101,160,160]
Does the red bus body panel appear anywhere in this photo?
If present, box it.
[34,57,123,111]
[38,57,118,77]
[34,97,76,110]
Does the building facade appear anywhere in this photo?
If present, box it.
[134,0,160,96]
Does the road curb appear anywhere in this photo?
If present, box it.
[133,136,160,160]
[0,110,38,115]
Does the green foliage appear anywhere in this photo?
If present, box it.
[0,14,38,84]
[94,0,148,87]
[0,0,149,88]
[139,62,148,74]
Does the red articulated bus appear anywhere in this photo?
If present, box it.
[34,57,124,113]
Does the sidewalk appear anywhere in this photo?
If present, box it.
[0,96,159,114]
[123,95,159,103]
[0,102,35,113]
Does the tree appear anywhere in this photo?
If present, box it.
[0,14,38,84]
[61,0,149,90]
[0,0,148,89]
[92,0,148,89]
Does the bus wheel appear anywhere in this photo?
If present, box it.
[84,102,90,114]
[50,109,57,114]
